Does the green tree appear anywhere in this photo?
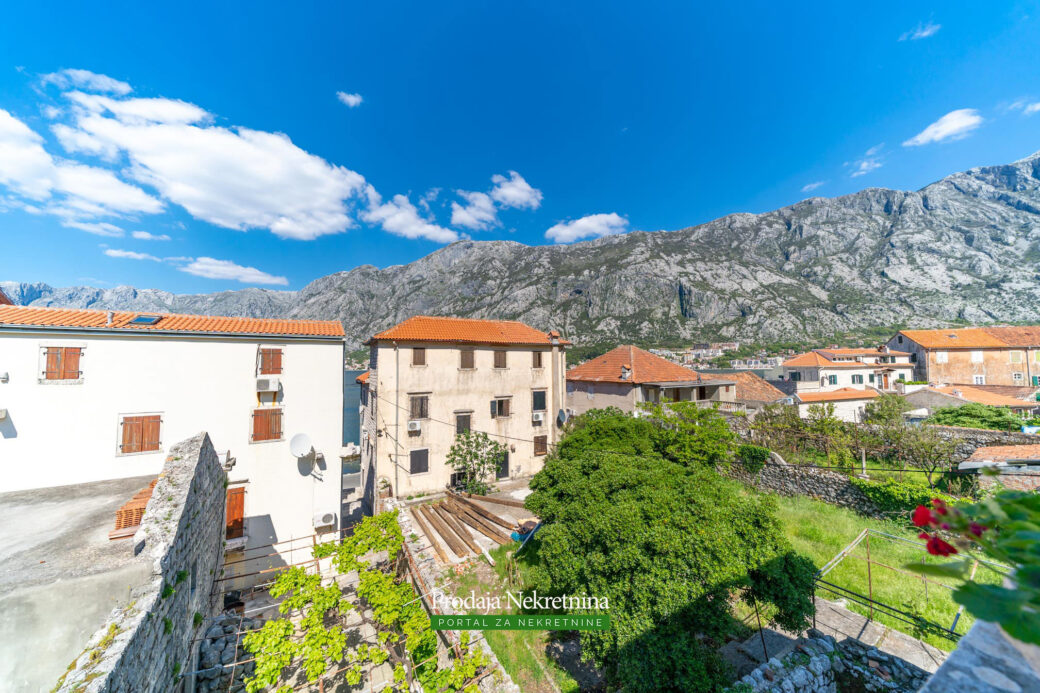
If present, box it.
[895,425,957,488]
[445,431,507,495]
[926,403,1027,431]
[805,403,855,469]
[863,393,913,426]
[639,401,736,468]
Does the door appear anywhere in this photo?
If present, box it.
[496,452,509,480]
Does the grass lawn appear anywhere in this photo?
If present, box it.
[770,493,1005,651]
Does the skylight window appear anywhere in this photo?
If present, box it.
[129,315,163,325]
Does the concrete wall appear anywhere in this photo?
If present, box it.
[565,380,636,416]
[55,433,226,693]
[362,340,566,499]
[796,398,872,423]
[0,329,344,565]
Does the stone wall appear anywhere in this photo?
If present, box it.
[729,629,930,693]
[919,620,1040,693]
[921,425,1038,463]
[56,433,227,693]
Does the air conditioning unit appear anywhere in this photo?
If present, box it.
[312,511,337,530]
[532,412,545,423]
[407,420,422,433]
[256,377,281,393]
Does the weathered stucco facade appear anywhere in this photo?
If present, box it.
[890,327,1040,387]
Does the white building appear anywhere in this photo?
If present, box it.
[356,316,568,510]
[0,304,345,572]
[781,347,914,393]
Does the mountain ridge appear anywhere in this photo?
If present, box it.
[6,151,1040,347]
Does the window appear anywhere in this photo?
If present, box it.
[456,413,471,434]
[910,353,917,363]
[409,395,429,420]
[936,351,948,364]
[251,408,283,442]
[897,335,903,344]
[1034,351,1040,363]
[259,347,283,375]
[532,351,543,368]
[971,350,984,363]
[460,348,475,369]
[1011,351,1024,364]
[790,371,801,382]
[532,390,547,412]
[412,347,426,366]
[120,414,162,453]
[409,449,429,475]
[43,346,82,380]
[494,351,507,369]
[898,373,905,381]
[491,397,510,418]
[496,451,509,479]
[868,374,875,383]
[973,375,986,385]
[534,435,548,456]
[851,374,863,385]
[827,375,837,385]
[1013,372,1024,382]
[226,487,245,539]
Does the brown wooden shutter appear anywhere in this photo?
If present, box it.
[502,398,510,417]
[494,351,507,368]
[61,348,81,379]
[460,349,474,369]
[533,351,542,368]
[271,349,282,374]
[226,487,245,539]
[413,347,426,366]
[142,415,161,451]
[259,348,283,375]
[121,416,143,453]
[252,409,267,441]
[534,435,548,456]
[271,409,282,439]
[45,348,61,380]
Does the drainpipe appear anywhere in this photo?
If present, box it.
[550,333,561,442]
[393,342,400,498]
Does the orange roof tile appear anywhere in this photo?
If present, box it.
[0,305,344,337]
[817,347,911,357]
[796,387,880,403]
[726,371,787,403]
[967,444,1040,463]
[0,288,12,306]
[369,316,568,346]
[898,328,1007,349]
[567,345,731,384]
[930,386,1034,408]
[783,351,836,368]
[355,371,370,384]
[784,350,913,369]
[980,326,1040,348]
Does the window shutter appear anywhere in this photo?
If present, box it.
[226,487,245,539]
[534,435,548,456]
[502,398,510,417]
[460,349,474,369]
[252,409,268,441]
[44,348,61,380]
[271,349,282,374]
[413,348,426,366]
[271,409,282,439]
[61,348,81,379]
[121,416,134,452]
[490,400,497,418]
[121,416,143,454]
[143,415,161,451]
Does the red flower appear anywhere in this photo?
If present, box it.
[912,505,934,527]
[919,532,958,557]
[969,522,986,537]
[931,498,948,516]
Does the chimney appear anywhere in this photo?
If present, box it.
[106,311,113,327]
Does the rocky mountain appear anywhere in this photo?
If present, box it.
[7,151,1040,348]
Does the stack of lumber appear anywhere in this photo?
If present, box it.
[409,490,523,562]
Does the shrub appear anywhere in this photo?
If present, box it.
[850,477,957,515]
[926,403,1025,431]
[737,444,770,474]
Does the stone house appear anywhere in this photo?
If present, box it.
[888,326,1040,387]
[565,345,739,416]
[959,443,1040,491]
[903,384,1039,417]
[356,316,568,508]
[794,387,879,422]
[781,347,914,393]
[726,370,790,416]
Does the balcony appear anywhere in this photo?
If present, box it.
[692,400,747,413]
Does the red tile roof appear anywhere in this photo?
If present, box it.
[817,347,911,357]
[796,387,880,403]
[898,328,1007,349]
[727,371,786,403]
[0,288,12,306]
[783,350,913,369]
[369,316,568,346]
[967,444,1040,463]
[567,345,727,384]
[0,305,344,337]
[355,371,370,384]
[929,385,1034,408]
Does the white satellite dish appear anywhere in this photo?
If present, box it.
[290,433,314,458]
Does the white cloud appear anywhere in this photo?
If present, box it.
[131,230,171,240]
[801,181,826,192]
[489,170,542,209]
[1027,104,1040,116]
[41,68,132,95]
[850,158,883,177]
[177,256,289,285]
[900,21,941,41]
[545,213,628,244]
[1009,100,1040,116]
[362,187,459,243]
[903,109,983,146]
[63,221,124,237]
[336,91,363,108]
[105,248,160,261]
[66,90,210,125]
[450,190,498,230]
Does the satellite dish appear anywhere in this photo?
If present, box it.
[290,433,314,458]
[556,409,568,426]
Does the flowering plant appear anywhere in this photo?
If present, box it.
[906,488,1040,645]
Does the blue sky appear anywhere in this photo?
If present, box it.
[1,1,1039,293]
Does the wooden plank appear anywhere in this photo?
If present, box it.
[419,504,466,558]
[431,503,475,555]
[435,502,480,554]
[448,491,515,530]
[460,491,526,509]
[409,507,448,564]
[445,499,512,545]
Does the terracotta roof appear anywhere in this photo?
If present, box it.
[726,371,787,403]
[929,386,1035,408]
[966,444,1040,463]
[0,288,12,306]
[980,326,1040,347]
[355,371,370,384]
[950,384,1039,400]
[567,345,727,384]
[369,316,568,346]
[0,305,344,337]
[897,328,1008,349]
[796,387,880,403]
[817,347,911,357]
[784,350,913,369]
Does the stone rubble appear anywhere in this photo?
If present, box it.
[193,611,262,693]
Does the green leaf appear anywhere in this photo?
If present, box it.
[904,560,971,580]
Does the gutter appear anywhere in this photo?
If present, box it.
[0,324,346,343]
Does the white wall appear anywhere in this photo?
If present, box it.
[0,329,343,567]
[797,399,869,422]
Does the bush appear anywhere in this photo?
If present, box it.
[850,477,957,515]
[926,403,1026,431]
[737,444,770,474]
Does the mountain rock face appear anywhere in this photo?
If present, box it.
[7,152,1040,347]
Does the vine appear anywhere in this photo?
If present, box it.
[242,510,488,691]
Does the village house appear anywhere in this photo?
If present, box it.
[0,304,345,569]
[888,326,1040,387]
[959,444,1040,492]
[781,347,914,393]
[726,370,789,416]
[902,384,1039,417]
[565,345,740,416]
[794,387,880,422]
[356,316,568,509]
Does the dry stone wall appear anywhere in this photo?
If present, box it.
[55,432,227,693]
